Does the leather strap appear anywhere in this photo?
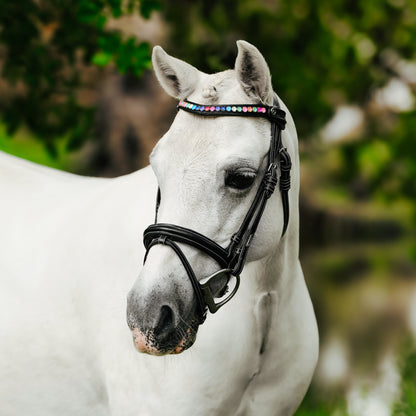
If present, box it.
[144,236,207,323]
[144,223,229,268]
[142,94,291,321]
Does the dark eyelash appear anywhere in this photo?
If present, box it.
[225,169,257,190]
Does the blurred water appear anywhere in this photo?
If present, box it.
[299,237,416,414]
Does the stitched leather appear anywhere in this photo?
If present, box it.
[144,223,229,268]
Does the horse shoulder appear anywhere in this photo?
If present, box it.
[0,155,156,415]
[236,262,318,415]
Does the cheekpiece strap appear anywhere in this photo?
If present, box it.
[178,100,286,130]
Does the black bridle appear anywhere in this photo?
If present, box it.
[143,95,291,324]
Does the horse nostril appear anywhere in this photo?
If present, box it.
[155,305,175,337]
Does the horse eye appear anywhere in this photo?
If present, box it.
[225,169,257,190]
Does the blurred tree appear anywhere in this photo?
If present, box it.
[0,0,160,156]
[160,0,416,213]
[160,0,415,136]
[1,0,415,213]
[393,346,416,415]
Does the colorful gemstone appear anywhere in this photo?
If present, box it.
[232,106,237,112]
[253,107,257,112]
[226,106,231,112]
[248,107,252,112]
[221,106,226,111]
[242,106,247,112]
[209,106,214,111]
[205,106,210,111]
[237,106,242,112]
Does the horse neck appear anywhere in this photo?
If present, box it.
[272,130,302,298]
[252,185,301,300]
[272,218,299,290]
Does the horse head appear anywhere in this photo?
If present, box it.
[126,41,299,356]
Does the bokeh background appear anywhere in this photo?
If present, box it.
[1,1,415,415]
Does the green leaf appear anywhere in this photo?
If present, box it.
[96,14,107,29]
[108,0,122,17]
[91,51,113,67]
[45,141,58,159]
[66,130,85,152]
[140,0,161,19]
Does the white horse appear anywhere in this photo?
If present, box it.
[0,41,318,416]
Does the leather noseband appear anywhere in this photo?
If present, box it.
[143,94,291,323]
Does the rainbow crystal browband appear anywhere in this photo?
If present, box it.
[177,100,286,128]
[178,100,268,114]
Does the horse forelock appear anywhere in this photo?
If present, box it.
[190,70,257,105]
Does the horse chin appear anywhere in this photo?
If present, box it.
[131,324,198,356]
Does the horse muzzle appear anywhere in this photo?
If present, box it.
[126,287,200,355]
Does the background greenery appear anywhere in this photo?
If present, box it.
[0,0,159,156]
[1,0,415,212]
[1,1,415,415]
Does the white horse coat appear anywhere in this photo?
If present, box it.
[0,41,318,416]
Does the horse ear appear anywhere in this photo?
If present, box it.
[235,40,274,105]
[152,46,200,100]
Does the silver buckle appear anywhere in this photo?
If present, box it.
[199,269,240,313]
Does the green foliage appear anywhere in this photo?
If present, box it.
[0,122,73,170]
[0,0,159,152]
[393,345,416,416]
[159,0,416,220]
[160,0,416,137]
[1,0,415,218]
[331,110,416,208]
[295,385,348,416]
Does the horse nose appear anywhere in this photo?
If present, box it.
[154,305,175,338]
[126,289,178,335]
[126,277,200,354]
